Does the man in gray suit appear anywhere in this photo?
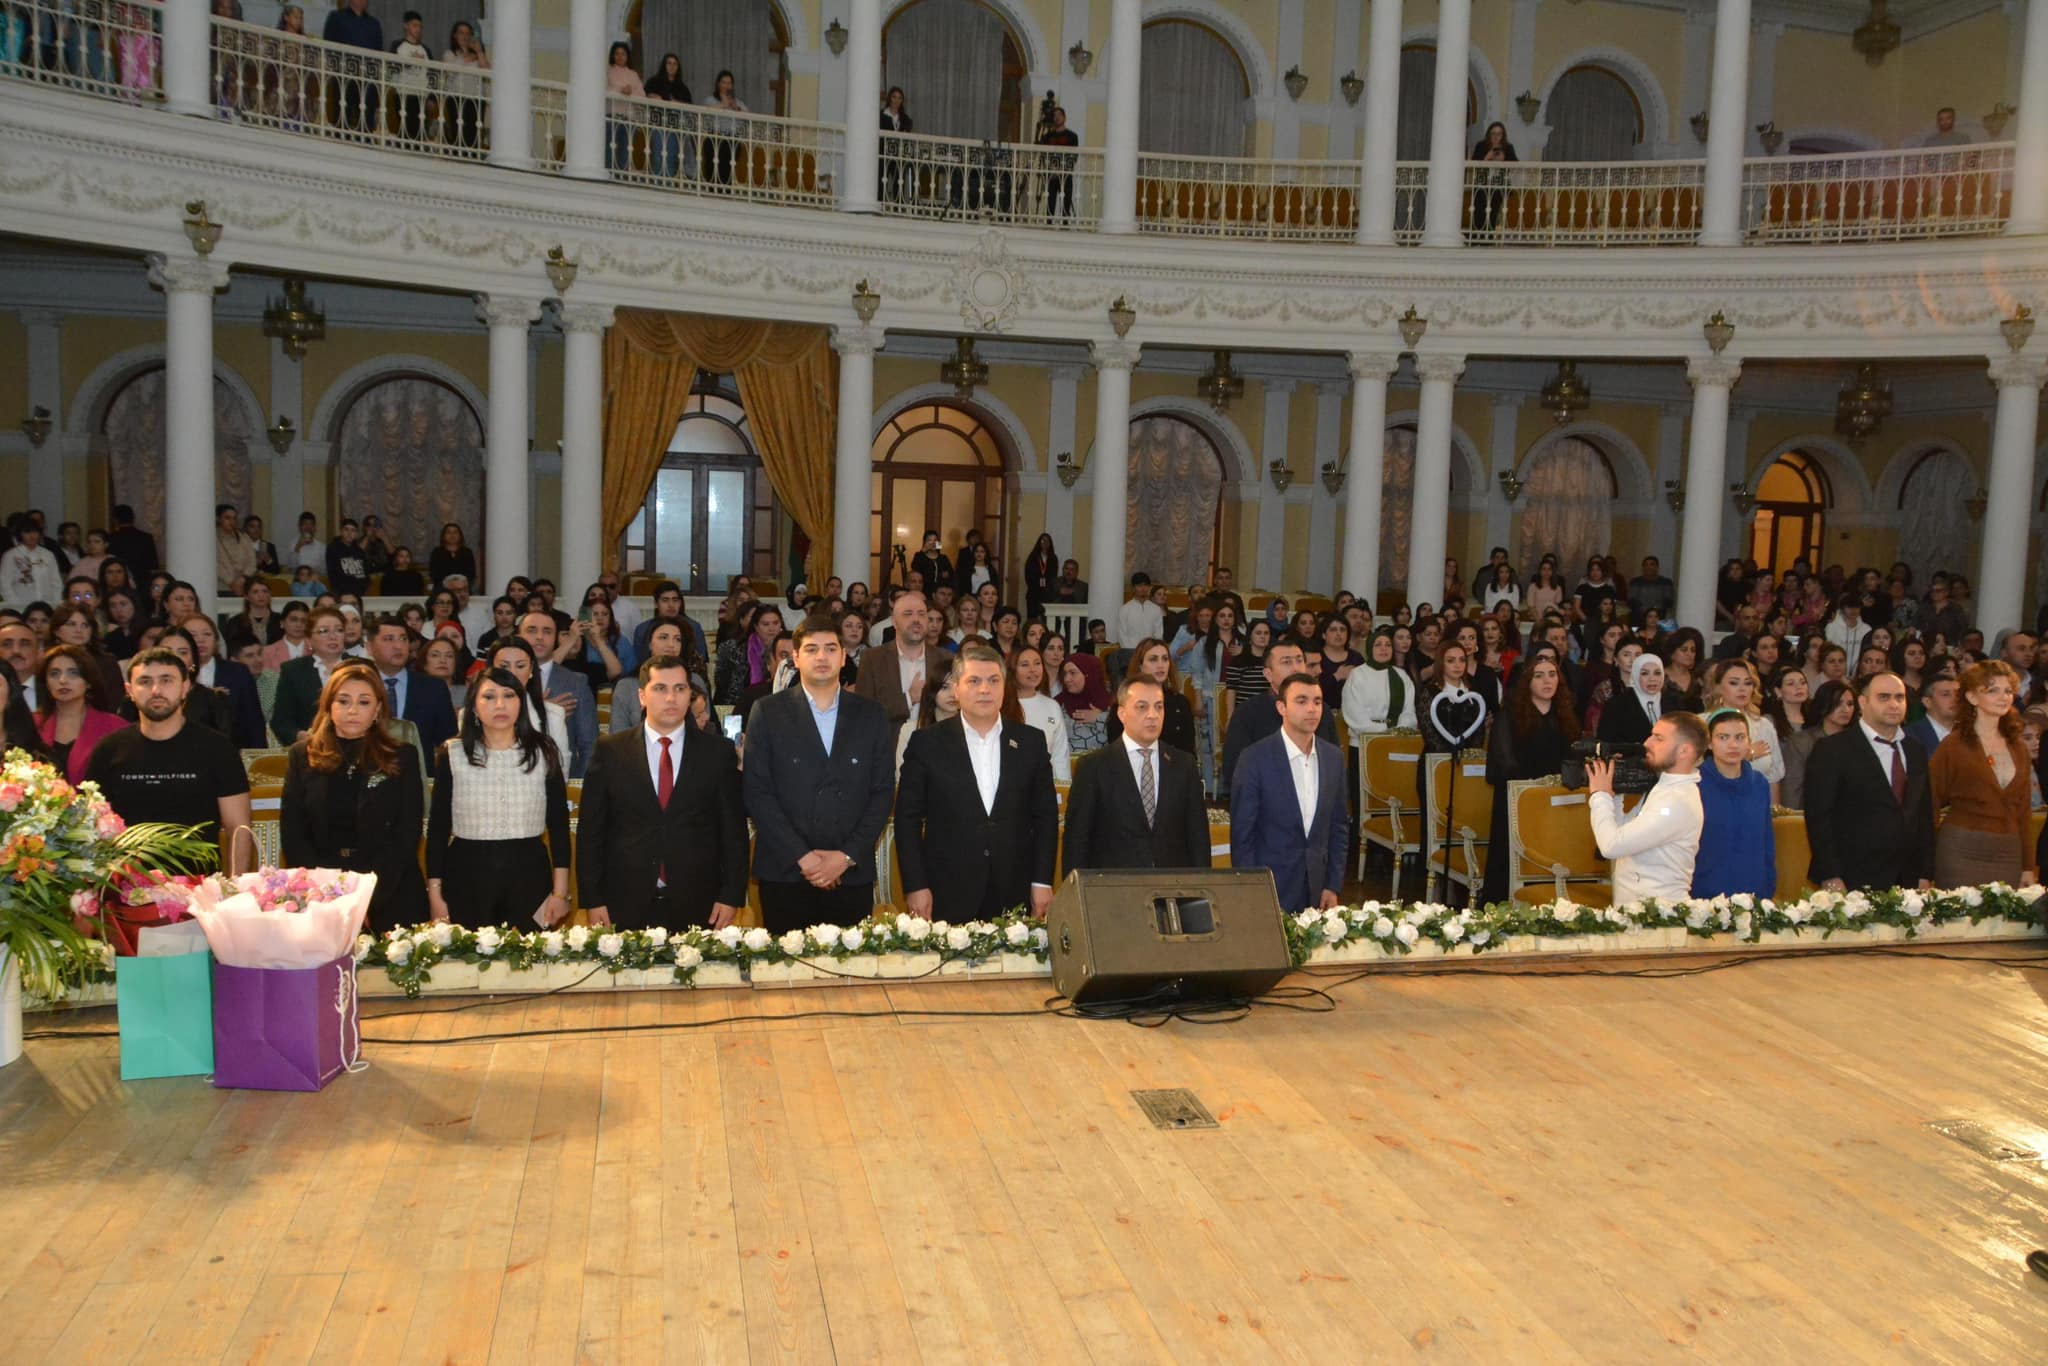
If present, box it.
[520,609,596,778]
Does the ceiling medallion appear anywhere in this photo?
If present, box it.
[951,227,1031,333]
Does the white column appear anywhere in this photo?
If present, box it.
[564,0,606,180]
[2008,0,2048,234]
[1483,395,1518,556]
[22,312,63,525]
[1357,0,1404,244]
[1308,383,1344,595]
[1044,365,1082,557]
[1699,0,1752,245]
[1341,352,1397,600]
[477,294,542,589]
[830,325,882,587]
[840,0,883,212]
[162,0,209,117]
[1675,355,1741,630]
[1254,381,1295,591]
[1978,354,2047,633]
[1405,354,1464,604]
[1100,0,1143,234]
[557,303,612,596]
[488,0,533,170]
[267,336,304,541]
[1086,340,1140,599]
[148,254,231,611]
[1420,0,1473,248]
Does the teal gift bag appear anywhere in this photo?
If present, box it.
[116,951,215,1080]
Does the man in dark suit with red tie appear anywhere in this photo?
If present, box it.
[1802,670,1935,893]
[1062,674,1209,877]
[577,656,747,930]
[895,642,1060,921]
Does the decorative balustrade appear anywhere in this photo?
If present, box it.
[1392,162,1428,244]
[1739,143,2014,243]
[1459,158,1706,245]
[2,0,163,103]
[875,130,1102,229]
[530,78,566,171]
[602,94,842,208]
[1134,152,1360,241]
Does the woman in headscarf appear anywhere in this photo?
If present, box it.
[1057,652,1114,758]
[1481,650,1580,904]
[1596,651,1665,744]
[1341,626,1416,735]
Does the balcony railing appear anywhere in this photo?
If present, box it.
[1134,152,1359,241]
[1460,159,1706,245]
[531,79,566,171]
[1393,162,1428,244]
[4,0,163,103]
[876,130,1101,229]
[1740,143,2014,244]
[602,94,842,208]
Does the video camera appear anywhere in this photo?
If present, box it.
[1560,739,1656,795]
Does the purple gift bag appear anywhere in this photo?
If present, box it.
[211,953,366,1091]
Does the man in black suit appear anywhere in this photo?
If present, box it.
[106,503,159,578]
[365,613,457,754]
[742,614,897,932]
[1063,674,1209,877]
[895,642,1059,920]
[1219,637,1336,798]
[1803,670,1935,892]
[578,657,747,930]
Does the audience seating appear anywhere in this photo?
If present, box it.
[1423,750,1493,903]
[1771,812,1813,905]
[1505,779,1615,907]
[1356,733,1425,892]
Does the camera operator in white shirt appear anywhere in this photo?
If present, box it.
[1583,712,1707,905]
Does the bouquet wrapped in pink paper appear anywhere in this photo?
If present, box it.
[187,868,377,970]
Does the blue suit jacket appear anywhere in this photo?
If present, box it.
[391,666,457,756]
[538,660,596,778]
[1229,730,1349,912]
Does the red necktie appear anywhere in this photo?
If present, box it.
[657,736,674,809]
[1884,737,1905,805]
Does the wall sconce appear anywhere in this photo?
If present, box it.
[852,278,881,323]
[1055,451,1080,488]
[1515,90,1541,123]
[1965,488,1988,523]
[1730,482,1756,515]
[1690,111,1710,144]
[1983,101,2016,139]
[1269,459,1294,492]
[1283,66,1308,102]
[1703,310,1735,354]
[1755,121,1783,155]
[266,415,296,456]
[1397,305,1427,350]
[1068,40,1092,77]
[1497,469,1525,503]
[545,245,577,294]
[1107,294,1136,338]
[824,19,847,56]
[1339,71,1363,106]
[182,200,222,256]
[2002,304,2034,352]
[1664,479,1685,513]
[20,406,52,449]
[1321,461,1344,495]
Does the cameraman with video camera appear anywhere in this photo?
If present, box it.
[1583,711,1707,905]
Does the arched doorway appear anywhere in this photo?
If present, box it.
[1138,20,1251,156]
[1545,66,1643,161]
[1125,414,1224,584]
[101,366,252,543]
[1395,44,1479,161]
[1749,450,1831,579]
[1514,438,1619,579]
[870,401,1008,589]
[883,0,1026,140]
[1896,447,1974,583]
[631,0,790,116]
[330,374,484,564]
[619,379,775,592]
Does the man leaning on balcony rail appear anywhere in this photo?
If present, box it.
[320,0,382,134]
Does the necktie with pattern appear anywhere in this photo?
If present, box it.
[1137,746,1156,827]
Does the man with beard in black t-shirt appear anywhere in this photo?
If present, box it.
[86,648,253,872]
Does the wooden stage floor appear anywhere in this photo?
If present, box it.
[5,947,2048,1363]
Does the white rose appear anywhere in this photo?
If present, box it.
[778,930,807,956]
[1843,894,1871,919]
[1470,928,1490,946]
[646,926,669,948]
[811,924,841,950]
[541,931,565,957]
[1554,900,1578,921]
[94,940,116,969]
[895,912,916,933]
[674,944,704,968]
[1004,922,1029,946]
[1321,914,1348,943]
[387,938,413,965]
[428,922,454,948]
[597,933,624,959]
[565,925,591,951]
[742,927,772,952]
[1810,889,1838,911]
[1440,919,1463,943]
[905,918,932,942]
[1603,907,1629,927]
[476,927,502,956]
[1962,887,1984,908]
[353,933,373,962]
[1357,900,1382,916]
[1030,927,1048,949]
[715,925,744,948]
[1296,908,1322,928]
[1394,922,1419,946]
[1900,891,1925,918]
[945,926,973,951]
[2020,884,2045,904]
[1684,904,1710,929]
[1373,916,1395,939]
[1730,893,1754,910]
[1715,908,1732,930]
[1735,910,1754,936]
[840,927,866,953]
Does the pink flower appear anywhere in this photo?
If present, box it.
[95,809,125,838]
[69,889,98,917]
[0,782,23,812]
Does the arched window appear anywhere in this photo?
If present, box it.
[1514,438,1618,579]
[634,0,789,116]
[870,402,1007,589]
[1545,66,1643,161]
[1897,447,1975,582]
[621,380,773,592]
[1125,414,1224,583]
[1377,425,1469,598]
[1139,20,1251,157]
[1749,450,1831,578]
[1395,44,1478,162]
[102,367,252,543]
[332,375,484,564]
[883,0,1026,140]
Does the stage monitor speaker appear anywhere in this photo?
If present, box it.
[1046,869,1292,1006]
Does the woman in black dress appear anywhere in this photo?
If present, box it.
[1106,637,1196,755]
[1481,650,1580,904]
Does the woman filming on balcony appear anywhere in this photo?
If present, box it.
[643,52,690,181]
[881,86,911,203]
[702,69,747,186]
[1470,121,1518,239]
[605,41,644,174]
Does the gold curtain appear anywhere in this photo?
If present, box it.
[601,309,837,584]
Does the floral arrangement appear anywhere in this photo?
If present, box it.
[0,748,214,998]
[205,867,363,915]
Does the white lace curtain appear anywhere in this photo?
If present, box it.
[104,369,252,545]
[882,0,1007,140]
[1545,66,1642,162]
[1899,449,1975,585]
[1380,426,1416,593]
[333,378,484,561]
[1125,416,1222,584]
[1138,21,1249,157]
[641,0,777,111]
[1515,438,1616,577]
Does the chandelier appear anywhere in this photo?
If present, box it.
[1852,0,1899,67]
[1834,363,1892,443]
[262,278,325,362]
[1539,360,1590,424]
[1197,350,1243,412]
[940,336,988,400]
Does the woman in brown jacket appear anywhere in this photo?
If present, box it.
[1930,659,2034,888]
